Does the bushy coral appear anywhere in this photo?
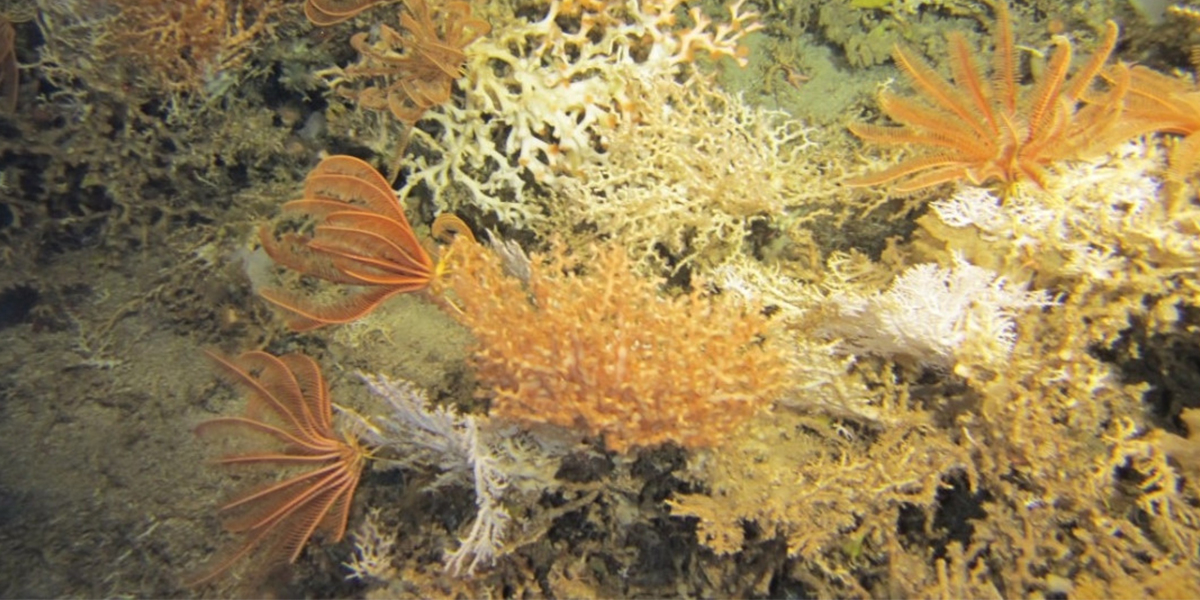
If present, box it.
[925,139,1200,347]
[108,0,287,92]
[22,0,1200,595]
[670,407,972,564]
[814,253,1054,367]
[436,236,789,453]
[562,73,832,272]
[355,0,763,226]
[356,372,518,575]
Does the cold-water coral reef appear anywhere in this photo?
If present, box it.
[12,0,1200,597]
[561,72,836,272]
[353,372,534,576]
[211,0,1200,594]
[107,0,287,93]
[374,0,764,226]
[925,139,1200,347]
[811,253,1054,367]
[669,403,973,574]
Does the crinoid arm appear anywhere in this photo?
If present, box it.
[258,285,405,331]
[847,1,1129,192]
[305,0,383,26]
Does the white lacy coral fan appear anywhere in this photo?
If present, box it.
[394,0,762,226]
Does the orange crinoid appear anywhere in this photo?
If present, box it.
[259,155,435,330]
[342,0,490,124]
[846,1,1126,192]
[1114,65,1200,181]
[190,350,368,585]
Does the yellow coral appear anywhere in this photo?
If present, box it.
[562,73,835,273]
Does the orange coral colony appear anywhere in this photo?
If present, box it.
[190,350,368,586]
[438,237,788,453]
[846,1,1125,192]
[259,155,435,330]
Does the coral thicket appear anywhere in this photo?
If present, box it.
[15,0,1200,597]
[108,0,287,92]
[437,236,789,453]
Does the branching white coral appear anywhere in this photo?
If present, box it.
[927,137,1200,351]
[818,254,1054,366]
[715,254,819,323]
[358,373,511,573]
[358,372,473,485]
[383,0,762,228]
[444,418,513,576]
[344,508,398,583]
[358,372,559,576]
[563,73,830,271]
[932,139,1161,242]
[931,139,1200,279]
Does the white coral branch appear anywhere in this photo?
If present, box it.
[358,372,518,576]
[819,254,1054,365]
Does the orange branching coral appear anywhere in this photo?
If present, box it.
[190,350,368,585]
[109,0,286,91]
[437,237,789,453]
[1114,65,1200,181]
[339,0,489,124]
[305,0,384,26]
[259,155,436,330]
[846,1,1125,192]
